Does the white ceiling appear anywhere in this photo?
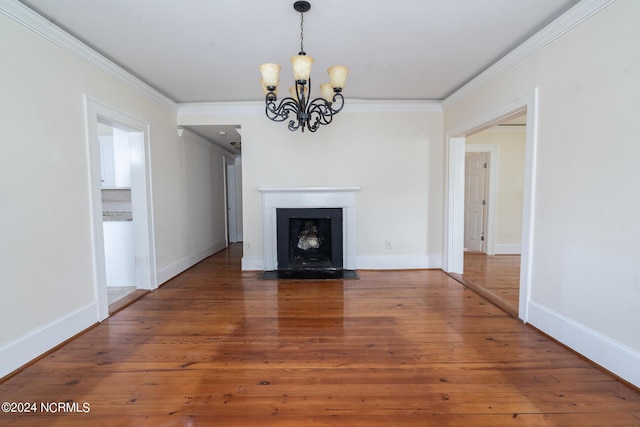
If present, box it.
[18,0,577,149]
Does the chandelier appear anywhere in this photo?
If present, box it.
[259,1,349,133]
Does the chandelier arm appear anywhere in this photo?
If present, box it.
[329,92,345,114]
[265,96,301,122]
[305,98,335,132]
[288,118,303,132]
[308,99,333,123]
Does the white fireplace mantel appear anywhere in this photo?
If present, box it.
[259,187,360,271]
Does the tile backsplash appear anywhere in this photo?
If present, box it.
[102,189,132,221]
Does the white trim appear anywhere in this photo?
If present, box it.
[156,241,227,285]
[443,0,617,108]
[519,92,539,321]
[259,186,361,194]
[357,255,442,270]
[442,136,466,274]
[450,105,527,139]
[177,100,441,118]
[258,187,360,271]
[0,303,97,379]
[0,0,177,112]
[528,301,640,388]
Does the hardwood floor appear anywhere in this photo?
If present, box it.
[458,253,521,317]
[1,244,639,426]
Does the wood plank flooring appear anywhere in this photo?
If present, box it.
[1,244,639,426]
[458,253,521,317]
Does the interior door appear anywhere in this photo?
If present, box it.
[464,152,487,252]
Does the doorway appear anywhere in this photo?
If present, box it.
[99,121,135,308]
[444,89,538,321]
[85,97,157,320]
[462,118,526,316]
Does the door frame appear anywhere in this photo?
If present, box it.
[85,96,157,320]
[444,89,538,322]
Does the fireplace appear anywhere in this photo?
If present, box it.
[259,187,359,279]
[277,208,343,272]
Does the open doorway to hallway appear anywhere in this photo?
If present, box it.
[444,89,538,322]
[462,114,526,316]
[179,124,243,246]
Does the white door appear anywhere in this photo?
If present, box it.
[464,152,487,252]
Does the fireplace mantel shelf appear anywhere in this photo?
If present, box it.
[259,187,361,193]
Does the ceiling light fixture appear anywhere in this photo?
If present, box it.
[259,1,349,133]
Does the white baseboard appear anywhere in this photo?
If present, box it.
[494,243,521,255]
[0,302,98,379]
[528,301,640,388]
[156,241,227,285]
[356,255,442,270]
[242,256,265,271]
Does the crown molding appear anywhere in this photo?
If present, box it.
[442,0,617,109]
[178,99,441,117]
[0,0,178,112]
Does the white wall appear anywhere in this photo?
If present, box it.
[443,0,640,387]
[0,6,228,377]
[155,128,232,283]
[178,104,444,270]
[467,127,526,253]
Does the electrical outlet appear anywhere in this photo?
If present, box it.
[385,240,392,250]
[245,242,251,250]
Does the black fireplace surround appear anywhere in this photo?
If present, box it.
[261,207,357,280]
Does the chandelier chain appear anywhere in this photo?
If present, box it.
[299,11,305,54]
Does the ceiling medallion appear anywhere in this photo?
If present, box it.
[259,1,349,132]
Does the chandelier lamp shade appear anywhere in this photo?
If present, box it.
[259,1,349,132]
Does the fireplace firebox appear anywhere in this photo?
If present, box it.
[277,208,343,271]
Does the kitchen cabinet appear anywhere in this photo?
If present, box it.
[99,130,131,188]
[103,221,135,286]
[99,136,116,188]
